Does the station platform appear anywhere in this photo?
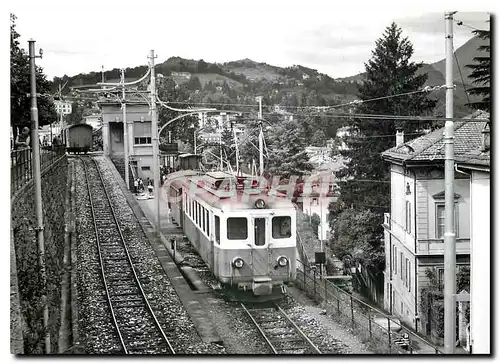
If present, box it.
[135,187,183,237]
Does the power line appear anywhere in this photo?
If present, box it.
[455,19,487,32]
[453,46,471,105]
[261,111,487,123]
[166,85,446,111]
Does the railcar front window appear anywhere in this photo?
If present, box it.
[272,216,292,238]
[227,218,248,240]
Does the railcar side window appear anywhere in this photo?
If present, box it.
[202,207,206,232]
[272,216,292,238]
[215,216,220,243]
[227,218,248,240]
[206,210,210,236]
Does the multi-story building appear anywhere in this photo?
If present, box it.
[455,123,490,353]
[381,110,489,337]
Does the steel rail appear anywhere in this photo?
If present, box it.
[241,302,322,354]
[81,156,175,354]
[275,304,322,354]
[240,303,278,354]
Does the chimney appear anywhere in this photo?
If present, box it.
[481,122,490,152]
[396,129,404,147]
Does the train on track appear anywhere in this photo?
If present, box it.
[167,155,297,299]
[62,123,93,154]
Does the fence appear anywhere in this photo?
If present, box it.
[11,147,66,195]
[295,259,442,354]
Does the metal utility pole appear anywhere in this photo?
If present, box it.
[121,69,130,190]
[149,50,160,233]
[29,39,50,354]
[256,96,264,176]
[232,123,240,174]
[443,11,457,354]
[194,130,197,154]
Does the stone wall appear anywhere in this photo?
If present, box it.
[11,155,68,354]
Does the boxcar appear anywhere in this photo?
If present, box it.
[65,123,93,154]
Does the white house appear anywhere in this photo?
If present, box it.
[455,122,490,354]
[381,110,489,339]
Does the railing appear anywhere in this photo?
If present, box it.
[295,259,442,354]
[11,147,66,195]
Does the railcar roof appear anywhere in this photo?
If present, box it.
[168,172,294,210]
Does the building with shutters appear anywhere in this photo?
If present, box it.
[380,110,489,341]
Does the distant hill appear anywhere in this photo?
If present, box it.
[334,36,488,116]
[52,35,487,118]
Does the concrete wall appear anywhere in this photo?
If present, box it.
[11,155,68,353]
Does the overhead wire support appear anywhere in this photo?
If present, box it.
[443,11,457,354]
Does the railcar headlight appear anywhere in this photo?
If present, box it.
[277,256,289,267]
[254,199,266,209]
[232,257,244,269]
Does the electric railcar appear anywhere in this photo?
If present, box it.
[168,170,297,297]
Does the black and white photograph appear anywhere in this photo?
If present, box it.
[6,0,492,357]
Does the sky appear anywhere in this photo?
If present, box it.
[8,0,491,81]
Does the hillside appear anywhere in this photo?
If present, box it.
[52,56,361,112]
[52,34,487,118]
[334,35,488,117]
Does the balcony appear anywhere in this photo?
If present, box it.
[417,238,470,255]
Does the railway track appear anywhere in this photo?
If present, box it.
[81,156,175,354]
[241,302,322,354]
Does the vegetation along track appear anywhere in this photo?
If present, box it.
[241,302,322,354]
[80,156,175,354]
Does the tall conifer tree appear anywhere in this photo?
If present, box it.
[465,28,490,112]
[330,23,436,271]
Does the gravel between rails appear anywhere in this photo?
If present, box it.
[75,157,226,354]
[76,156,374,355]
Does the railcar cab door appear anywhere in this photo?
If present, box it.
[249,215,271,277]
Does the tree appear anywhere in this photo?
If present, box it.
[465,28,490,112]
[157,76,198,144]
[11,14,57,139]
[186,75,202,91]
[331,23,436,272]
[266,118,313,178]
[329,208,384,271]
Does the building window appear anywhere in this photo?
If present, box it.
[438,268,444,291]
[312,197,319,205]
[408,260,411,292]
[134,121,152,145]
[405,201,412,233]
[400,252,403,282]
[135,137,152,144]
[141,166,150,171]
[393,246,397,275]
[436,204,459,239]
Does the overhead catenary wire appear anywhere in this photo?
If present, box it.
[164,84,447,110]
[453,46,471,105]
